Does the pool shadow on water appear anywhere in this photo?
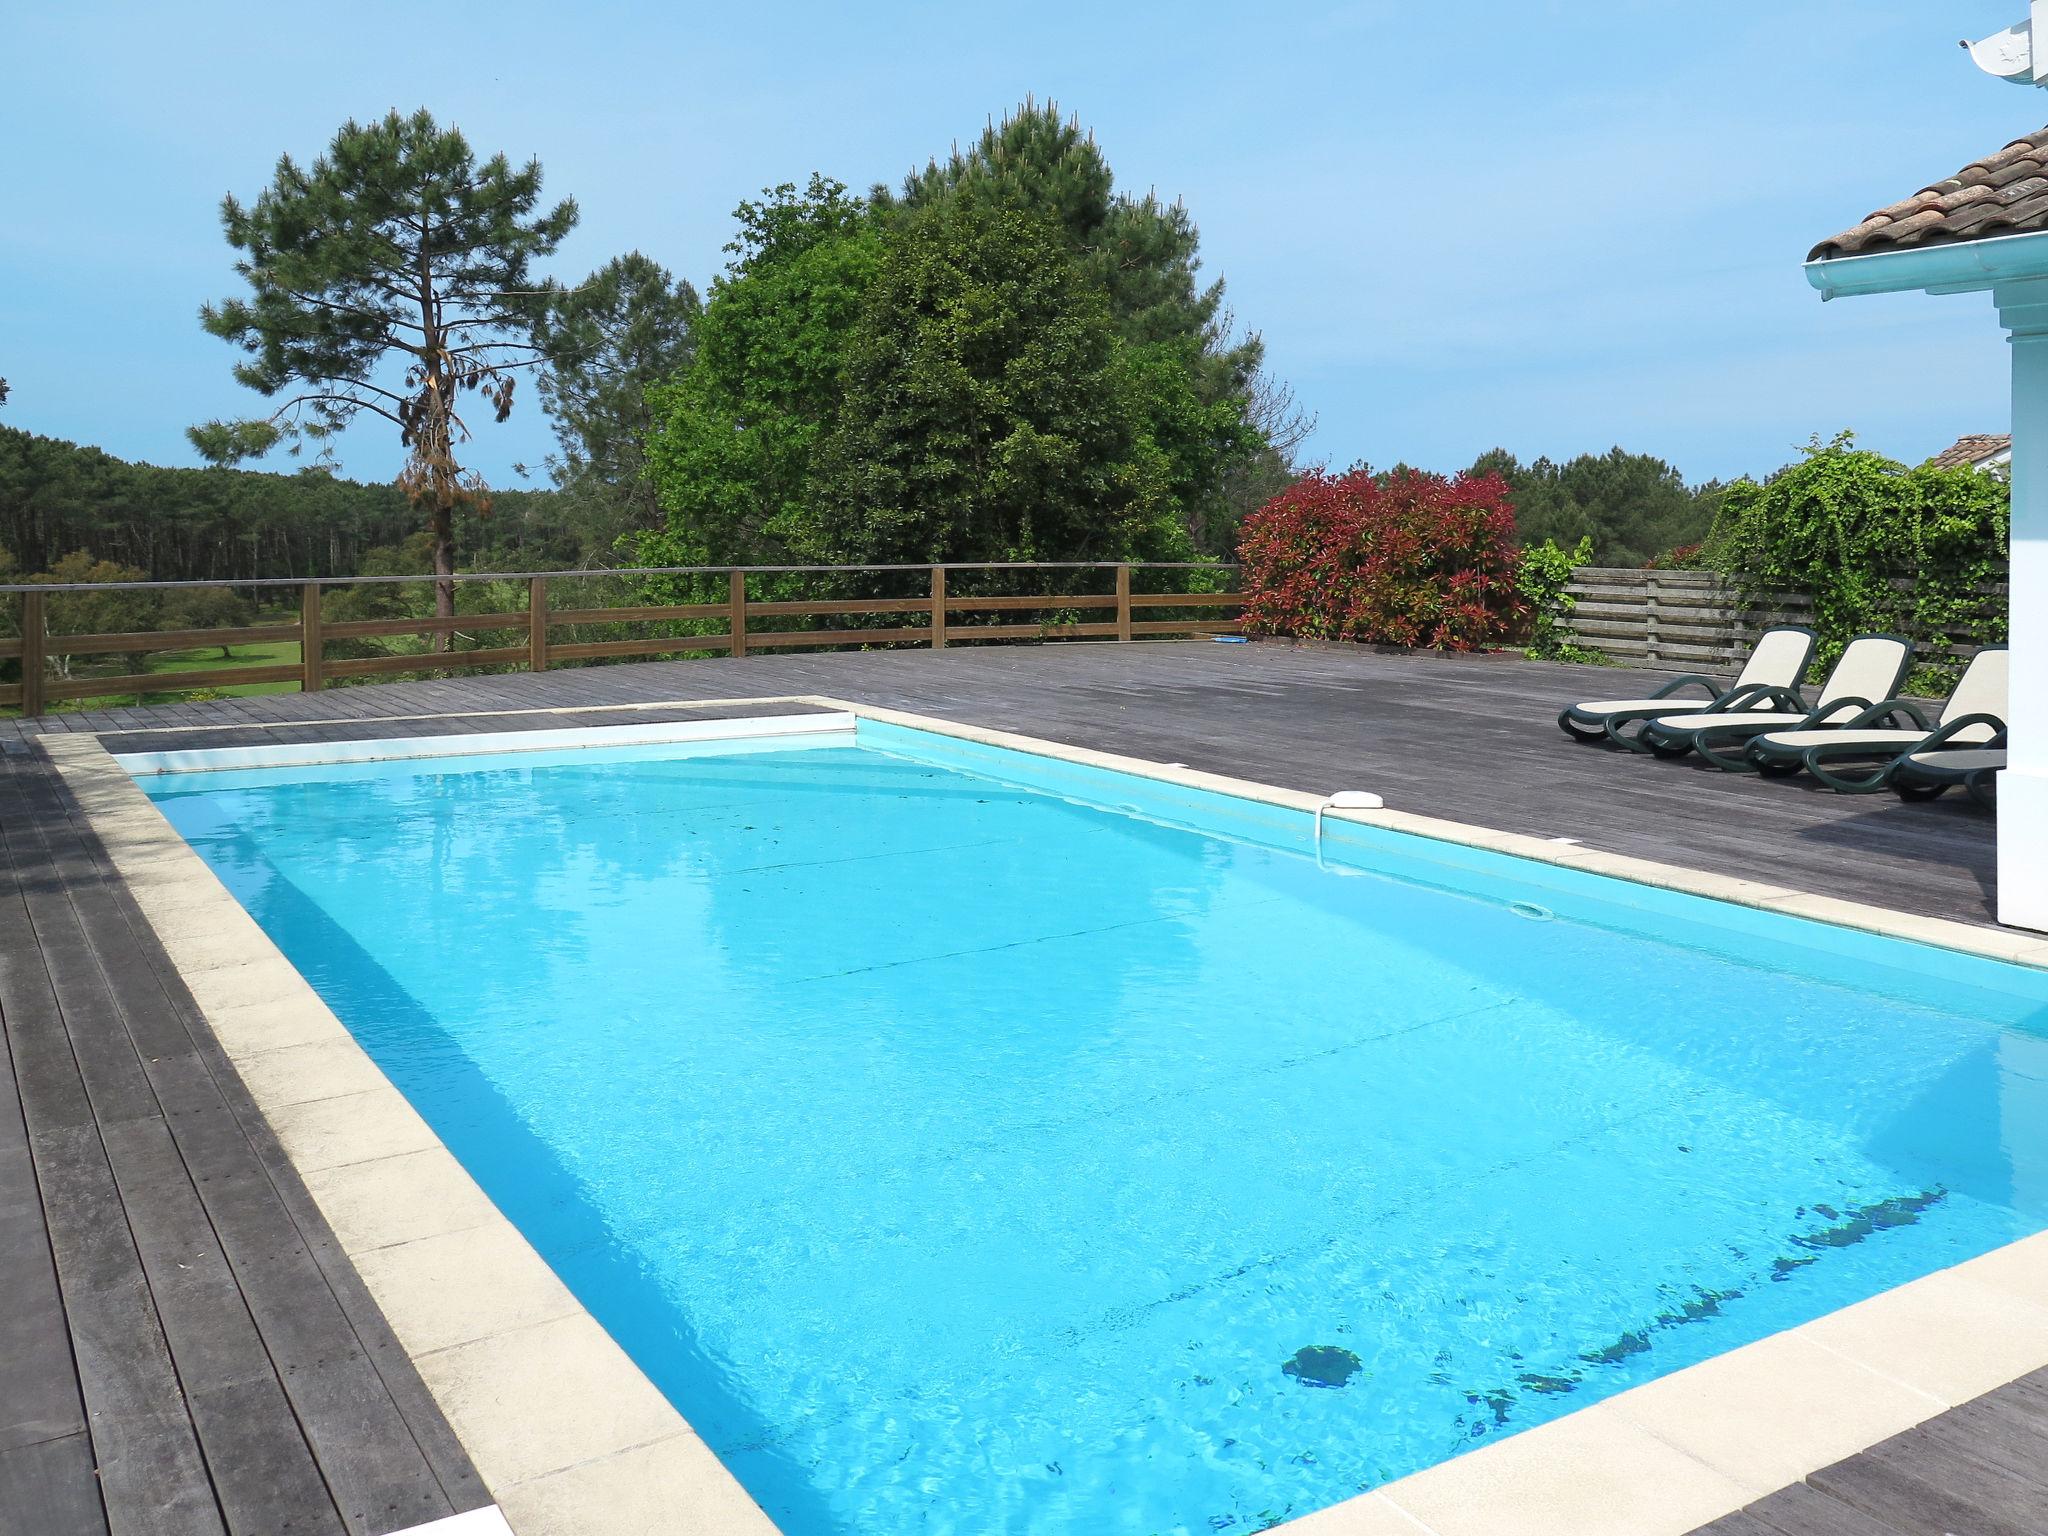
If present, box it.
[1863,1036,2048,1223]
[225,845,847,1535]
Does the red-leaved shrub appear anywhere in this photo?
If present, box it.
[1236,468,1523,649]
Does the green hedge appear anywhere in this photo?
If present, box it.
[1705,433,2006,685]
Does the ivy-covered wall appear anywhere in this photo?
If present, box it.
[1702,433,2007,685]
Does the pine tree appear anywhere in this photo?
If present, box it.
[888,99,1304,545]
[189,109,577,634]
[532,252,699,538]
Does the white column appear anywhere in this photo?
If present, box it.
[1996,280,2048,931]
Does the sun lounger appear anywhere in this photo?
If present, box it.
[1744,646,2007,791]
[1634,634,1914,771]
[1890,746,2005,808]
[1557,625,1818,751]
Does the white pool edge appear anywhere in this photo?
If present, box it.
[111,709,856,775]
[44,699,2048,1536]
[811,696,2048,974]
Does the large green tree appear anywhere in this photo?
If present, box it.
[804,199,1179,565]
[190,109,577,635]
[887,99,1298,546]
[638,178,883,565]
[533,252,700,541]
[641,108,1303,571]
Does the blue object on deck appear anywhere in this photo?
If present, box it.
[1211,633,1249,641]
[141,725,2048,1536]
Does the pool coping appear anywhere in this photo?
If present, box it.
[41,694,2048,1536]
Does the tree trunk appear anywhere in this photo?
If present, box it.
[431,500,455,653]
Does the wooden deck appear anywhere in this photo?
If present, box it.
[0,639,2034,1535]
[0,741,490,1533]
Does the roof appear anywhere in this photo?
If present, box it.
[1809,128,2048,260]
[1927,433,2012,470]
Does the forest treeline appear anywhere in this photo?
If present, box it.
[0,424,575,584]
[0,420,1727,588]
[2,99,1732,595]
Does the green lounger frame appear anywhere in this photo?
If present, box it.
[1635,633,1915,773]
[1891,748,2005,808]
[1743,645,2009,792]
[1556,625,1819,753]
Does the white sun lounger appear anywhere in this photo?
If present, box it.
[1745,646,2008,792]
[1891,746,2005,807]
[1556,626,1818,751]
[1634,634,1915,771]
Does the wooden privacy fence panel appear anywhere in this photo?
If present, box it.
[0,563,1241,717]
[1561,567,2007,671]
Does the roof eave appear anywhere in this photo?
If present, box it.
[1805,227,2048,300]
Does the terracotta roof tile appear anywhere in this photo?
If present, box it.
[1809,127,2048,258]
[1926,434,2011,470]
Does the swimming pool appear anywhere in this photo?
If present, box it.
[135,717,2048,1535]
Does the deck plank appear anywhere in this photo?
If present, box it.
[1739,1480,1917,1535]
[0,1019,89,1464]
[26,1121,223,1536]
[0,1432,107,1536]
[1806,1433,2048,1536]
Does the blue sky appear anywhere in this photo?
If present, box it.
[1,2,2042,491]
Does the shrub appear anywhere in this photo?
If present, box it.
[1644,540,1704,570]
[1237,468,1523,649]
[1519,536,1604,662]
[159,587,257,657]
[29,551,157,678]
[1705,432,2006,679]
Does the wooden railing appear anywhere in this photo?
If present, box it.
[0,562,1242,718]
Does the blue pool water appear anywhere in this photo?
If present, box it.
[140,722,2048,1535]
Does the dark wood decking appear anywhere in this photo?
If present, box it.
[0,754,490,1533]
[0,640,2032,1535]
[1696,1367,2048,1536]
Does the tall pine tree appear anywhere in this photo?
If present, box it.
[191,110,577,635]
[533,252,700,539]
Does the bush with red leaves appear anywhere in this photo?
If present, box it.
[1644,541,1704,571]
[1236,468,1524,649]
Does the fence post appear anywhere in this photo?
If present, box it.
[20,591,45,718]
[1116,564,1133,642]
[1644,569,1662,667]
[528,576,548,673]
[930,566,947,649]
[297,583,323,695]
[728,570,748,658]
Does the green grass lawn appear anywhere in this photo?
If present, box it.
[14,639,306,714]
[143,639,304,697]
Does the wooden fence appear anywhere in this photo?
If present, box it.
[1560,567,2006,671]
[0,562,1241,718]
